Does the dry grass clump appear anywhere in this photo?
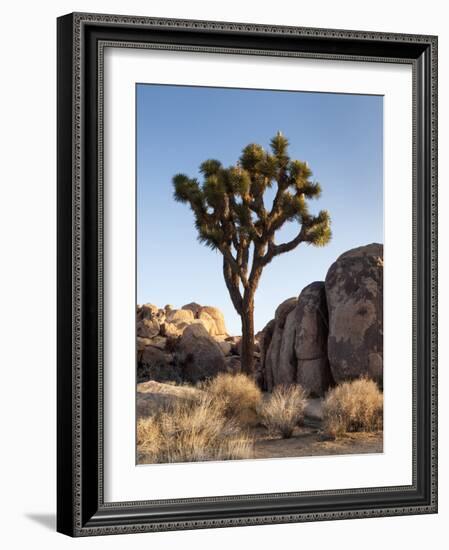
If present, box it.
[203,373,262,426]
[137,415,162,458]
[258,384,308,438]
[322,378,383,438]
[137,394,254,463]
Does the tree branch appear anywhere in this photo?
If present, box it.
[260,226,306,266]
[266,170,291,232]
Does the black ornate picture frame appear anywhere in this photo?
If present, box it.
[57,12,438,537]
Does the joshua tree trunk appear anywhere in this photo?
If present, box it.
[240,295,255,376]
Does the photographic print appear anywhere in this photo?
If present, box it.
[57,14,437,534]
[136,84,384,465]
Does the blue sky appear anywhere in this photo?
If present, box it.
[137,84,383,335]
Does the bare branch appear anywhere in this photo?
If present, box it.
[260,226,306,266]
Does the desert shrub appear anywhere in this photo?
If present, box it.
[258,384,308,438]
[137,415,162,457]
[137,394,254,463]
[322,378,383,438]
[203,373,262,426]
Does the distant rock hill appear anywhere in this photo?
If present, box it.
[137,243,383,395]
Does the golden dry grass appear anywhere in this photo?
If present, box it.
[137,393,254,463]
[257,384,308,438]
[322,378,383,438]
[203,372,262,426]
[137,415,162,457]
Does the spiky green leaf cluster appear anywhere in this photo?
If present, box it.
[172,132,331,258]
[304,209,332,247]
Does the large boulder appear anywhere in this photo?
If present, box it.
[197,306,228,337]
[277,309,298,386]
[176,323,226,383]
[264,298,297,390]
[325,243,383,385]
[294,282,334,396]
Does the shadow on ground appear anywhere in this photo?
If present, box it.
[25,513,56,531]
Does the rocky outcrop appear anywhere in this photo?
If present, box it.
[137,243,383,391]
[260,243,383,395]
[295,282,334,396]
[136,302,254,385]
[176,323,226,383]
[325,243,383,385]
[262,291,331,395]
[136,301,228,343]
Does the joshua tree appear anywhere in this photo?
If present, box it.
[173,133,331,375]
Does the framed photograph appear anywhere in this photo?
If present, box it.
[57,12,438,536]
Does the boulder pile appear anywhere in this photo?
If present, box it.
[259,243,383,395]
[136,302,261,384]
[137,243,383,394]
